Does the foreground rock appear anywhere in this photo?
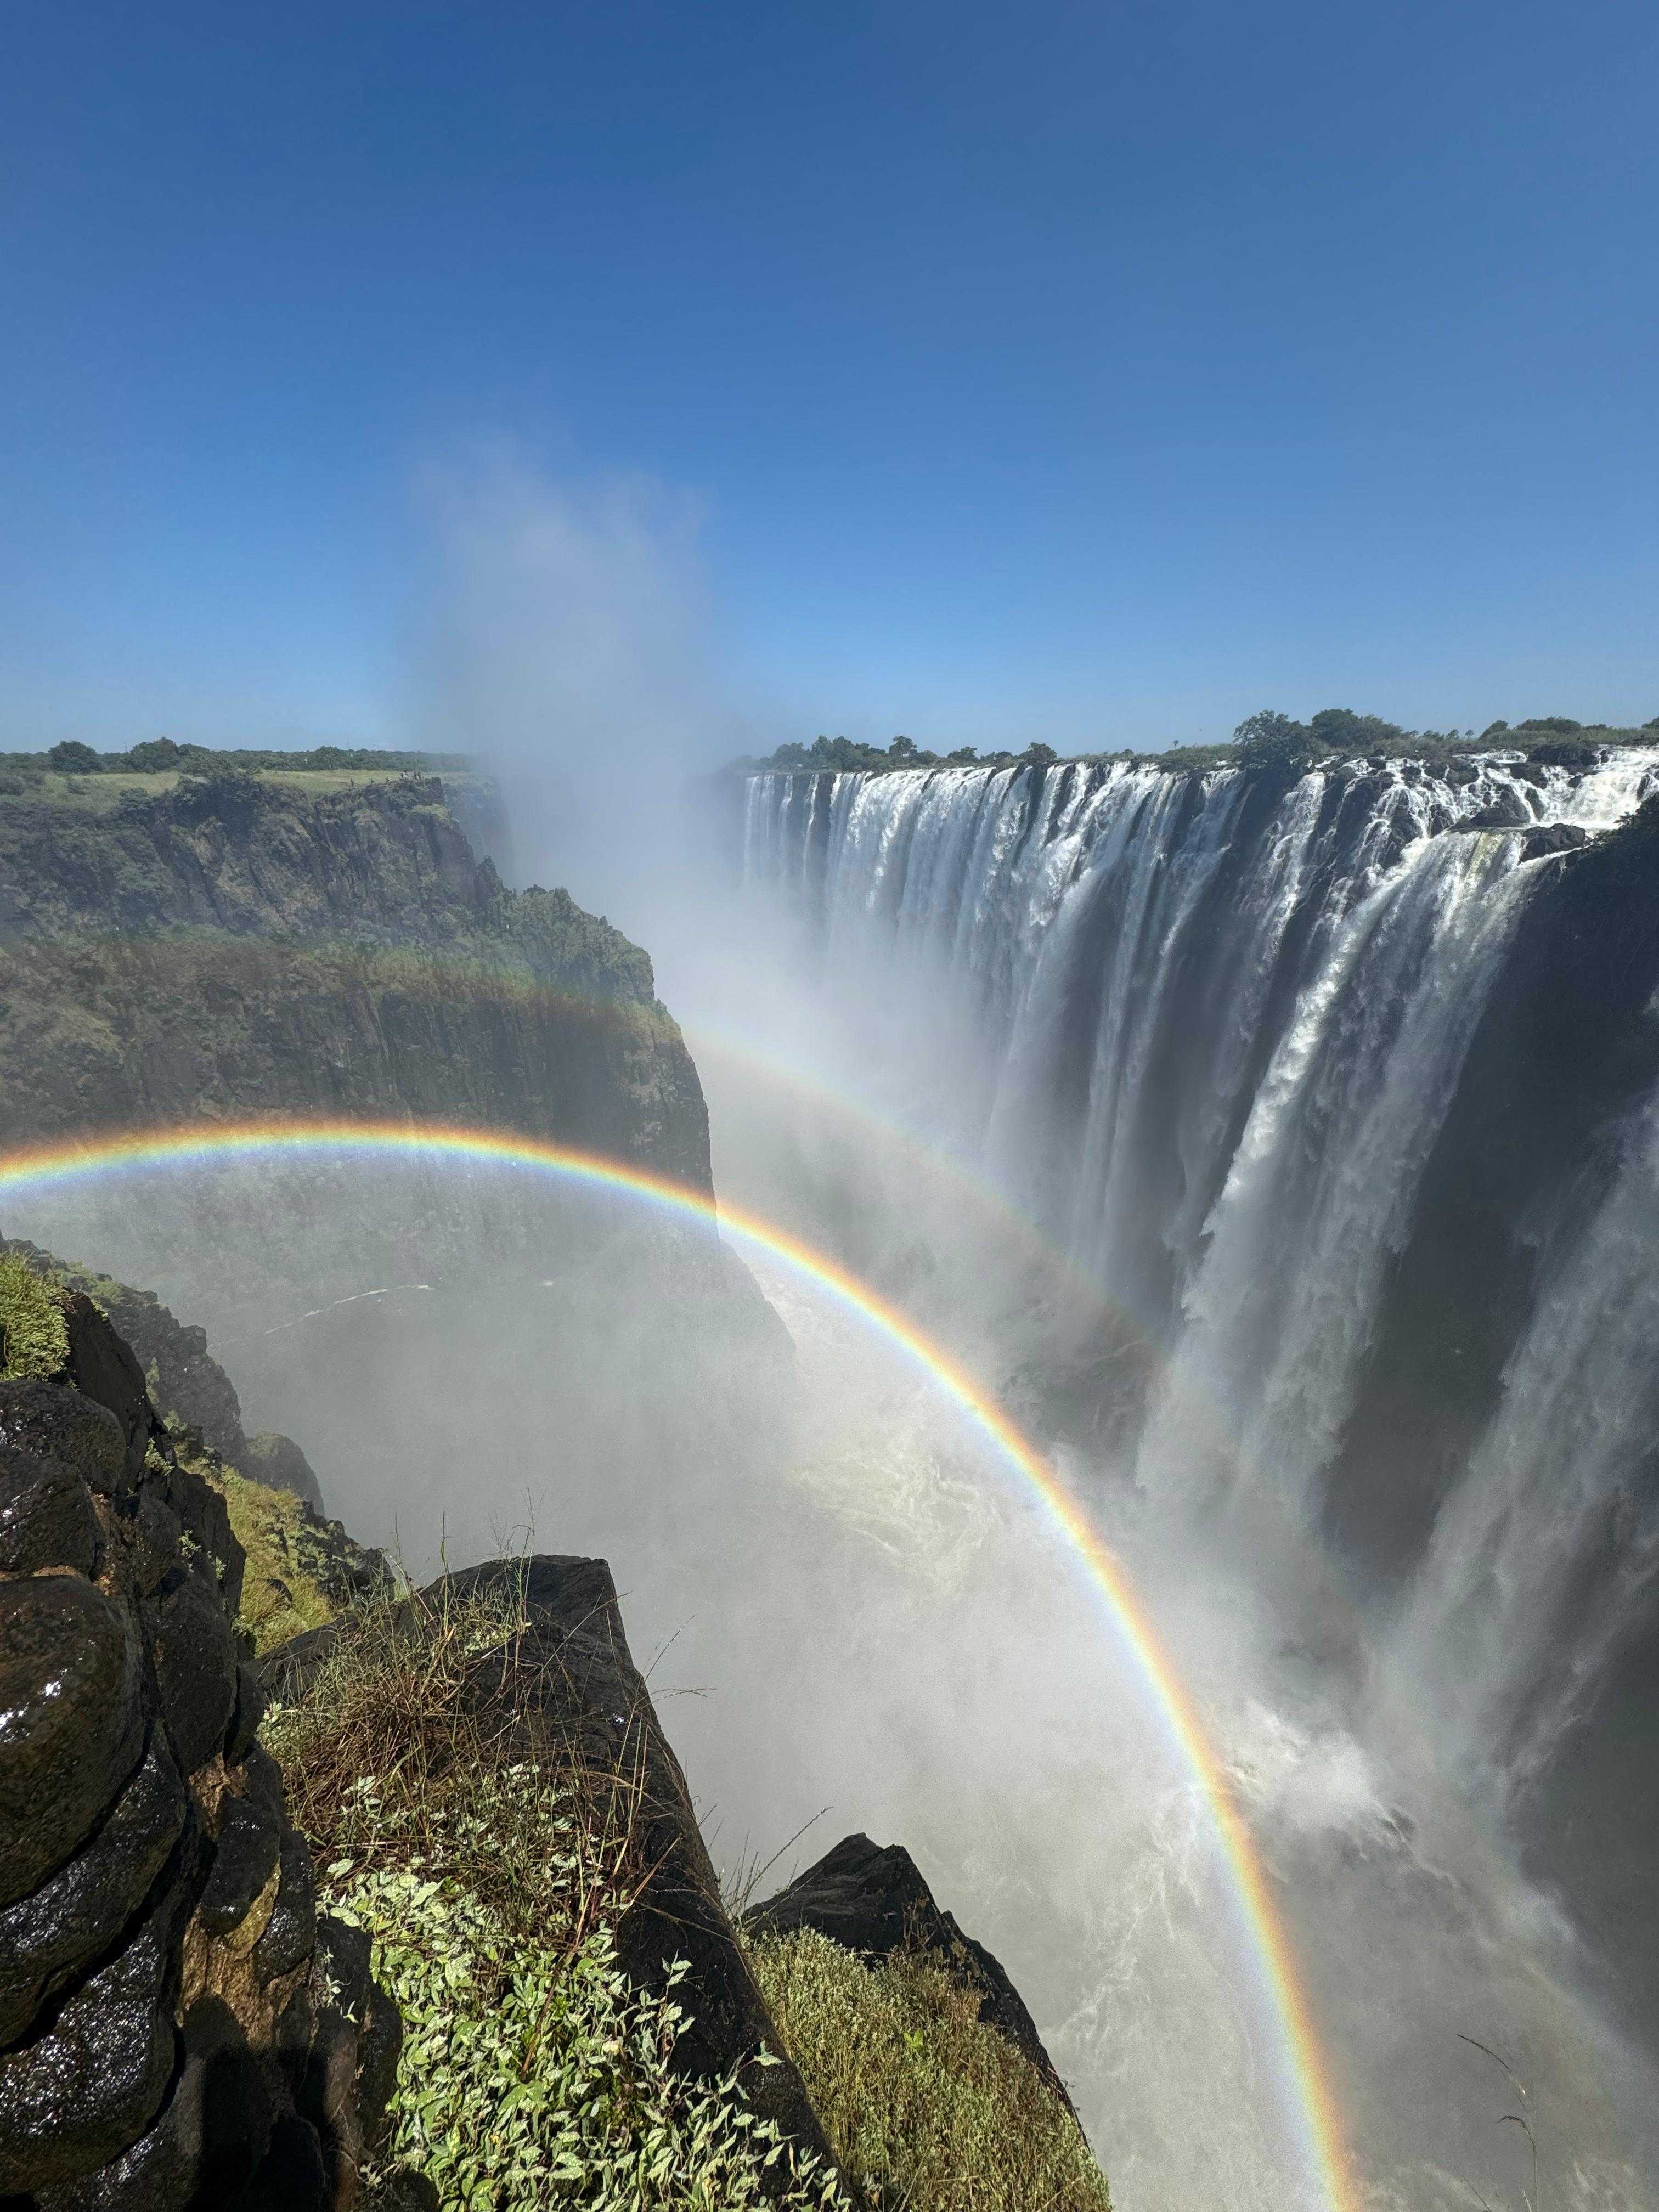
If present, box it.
[423,1555,855,2201]
[0,1283,399,2207]
[747,1831,1076,2115]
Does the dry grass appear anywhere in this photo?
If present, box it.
[751,1926,1111,2212]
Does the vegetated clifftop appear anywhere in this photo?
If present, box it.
[0,1264,407,2206]
[0,768,708,1190]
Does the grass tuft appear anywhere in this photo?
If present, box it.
[751,1925,1111,2212]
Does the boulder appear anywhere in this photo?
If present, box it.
[0,1448,100,1577]
[0,1573,144,1904]
[1520,821,1590,861]
[747,1831,1076,2115]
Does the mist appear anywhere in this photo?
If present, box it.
[406,453,761,943]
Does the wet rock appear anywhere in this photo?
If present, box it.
[0,1574,143,1905]
[1460,786,1532,829]
[748,1831,1076,2114]
[256,1617,343,1703]
[161,1455,241,1614]
[199,1797,281,1939]
[0,1450,99,1577]
[252,1831,317,1987]
[0,1307,398,2202]
[128,1482,184,1595]
[1520,821,1590,861]
[152,1568,238,1774]
[0,1871,192,2191]
[0,1380,126,1493]
[225,1660,268,1765]
[0,1733,186,2045]
[61,1295,150,1464]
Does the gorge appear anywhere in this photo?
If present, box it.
[4,747,1657,2212]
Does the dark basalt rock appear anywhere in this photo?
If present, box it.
[198,1798,282,1939]
[1520,820,1590,861]
[0,1573,144,1905]
[1460,786,1532,830]
[747,1831,1076,2116]
[0,1450,100,1578]
[251,1832,317,1987]
[152,1567,239,1776]
[61,1295,151,1469]
[0,1300,398,2205]
[0,1868,194,2191]
[0,1382,127,1493]
[1528,738,1603,768]
[0,1733,185,2045]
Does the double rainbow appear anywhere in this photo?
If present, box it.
[0,1115,1356,2212]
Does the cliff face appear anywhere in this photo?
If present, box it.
[0,771,710,1193]
[0,1274,403,2207]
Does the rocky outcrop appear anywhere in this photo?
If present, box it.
[240,1432,323,1513]
[0,1239,328,1514]
[0,1285,400,2205]
[416,1555,854,2200]
[746,1832,1075,2117]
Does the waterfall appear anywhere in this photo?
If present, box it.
[744,741,1659,1678]
[1396,1092,1659,1797]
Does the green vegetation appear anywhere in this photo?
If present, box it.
[213,1460,342,1652]
[264,1584,848,2212]
[0,1252,70,1379]
[3,738,473,776]
[750,1926,1110,2212]
[742,707,1659,778]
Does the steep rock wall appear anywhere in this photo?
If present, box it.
[0,1282,402,2207]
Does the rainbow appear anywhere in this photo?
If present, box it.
[0,1115,1356,2212]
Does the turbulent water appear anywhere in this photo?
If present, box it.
[742,747,1659,2205]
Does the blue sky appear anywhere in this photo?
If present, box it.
[4,0,1656,756]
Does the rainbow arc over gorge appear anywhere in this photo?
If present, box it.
[0,1114,1357,2212]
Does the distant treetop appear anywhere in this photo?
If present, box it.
[1,740,479,776]
[741,707,1656,778]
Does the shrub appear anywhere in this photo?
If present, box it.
[265,1586,848,2212]
[0,1255,70,1379]
[1232,709,1324,776]
[751,1926,1111,2212]
[47,739,101,772]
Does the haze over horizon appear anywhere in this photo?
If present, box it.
[4,0,1657,760]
